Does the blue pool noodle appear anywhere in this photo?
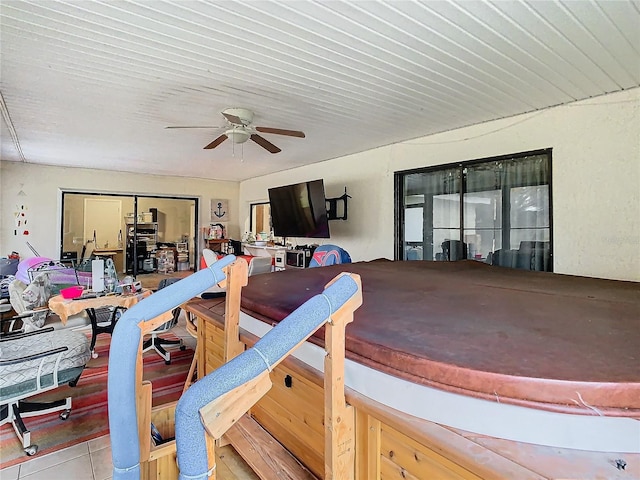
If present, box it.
[108,255,235,480]
[175,274,359,480]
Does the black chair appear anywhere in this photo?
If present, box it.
[86,306,127,358]
[440,240,467,261]
[516,241,552,271]
[141,278,185,364]
[489,242,551,272]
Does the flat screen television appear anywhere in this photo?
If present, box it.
[268,179,330,238]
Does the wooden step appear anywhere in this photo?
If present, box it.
[225,414,318,480]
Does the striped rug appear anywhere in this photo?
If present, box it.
[0,333,193,468]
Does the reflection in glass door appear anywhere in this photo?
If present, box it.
[463,189,503,262]
[401,167,461,262]
[396,150,552,271]
[60,192,198,277]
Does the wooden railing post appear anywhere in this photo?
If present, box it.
[223,258,248,363]
[136,313,172,468]
[205,433,217,480]
[218,258,250,451]
[323,274,361,480]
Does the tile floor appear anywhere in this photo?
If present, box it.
[1,312,197,480]
[1,435,113,480]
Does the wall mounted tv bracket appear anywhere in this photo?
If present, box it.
[326,187,351,221]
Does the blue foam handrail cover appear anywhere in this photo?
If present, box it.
[108,255,235,480]
[175,274,359,480]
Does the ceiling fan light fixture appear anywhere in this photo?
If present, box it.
[225,128,250,144]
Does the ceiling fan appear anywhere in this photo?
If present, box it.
[166,107,305,154]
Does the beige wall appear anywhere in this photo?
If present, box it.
[240,88,640,281]
[0,164,239,261]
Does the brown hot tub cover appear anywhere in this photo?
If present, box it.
[240,260,640,416]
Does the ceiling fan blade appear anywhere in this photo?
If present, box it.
[204,134,228,149]
[222,112,244,125]
[255,127,305,138]
[250,134,281,154]
[165,126,220,129]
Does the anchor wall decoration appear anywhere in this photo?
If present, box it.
[210,199,229,222]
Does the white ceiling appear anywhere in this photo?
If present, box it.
[1,1,639,182]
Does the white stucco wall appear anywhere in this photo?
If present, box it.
[240,88,640,281]
[0,164,239,261]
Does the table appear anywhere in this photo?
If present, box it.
[49,289,152,356]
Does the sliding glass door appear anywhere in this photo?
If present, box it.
[396,149,552,271]
[60,192,198,277]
